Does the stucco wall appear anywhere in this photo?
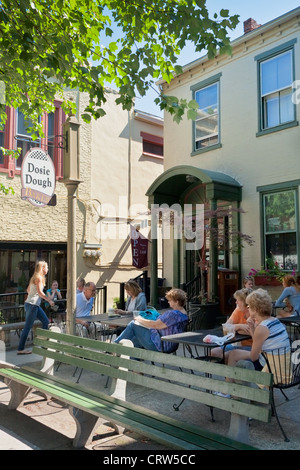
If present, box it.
[161,10,300,283]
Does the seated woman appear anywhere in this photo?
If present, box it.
[211,288,253,362]
[113,288,188,353]
[45,280,65,313]
[243,276,254,289]
[274,274,300,318]
[115,279,147,314]
[227,288,290,371]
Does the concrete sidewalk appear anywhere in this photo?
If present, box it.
[0,331,300,451]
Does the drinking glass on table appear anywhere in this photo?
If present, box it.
[222,322,235,336]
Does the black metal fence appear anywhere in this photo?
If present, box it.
[0,285,107,324]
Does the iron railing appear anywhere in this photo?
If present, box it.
[0,286,107,324]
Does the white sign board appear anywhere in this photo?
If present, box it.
[21,147,56,207]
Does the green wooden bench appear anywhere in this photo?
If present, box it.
[0,328,273,450]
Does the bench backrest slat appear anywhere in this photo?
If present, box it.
[32,328,272,422]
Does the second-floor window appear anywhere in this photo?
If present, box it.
[140,132,163,158]
[191,74,221,153]
[256,40,297,133]
[0,102,64,178]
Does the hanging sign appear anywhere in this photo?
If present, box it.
[21,147,56,207]
[130,224,149,269]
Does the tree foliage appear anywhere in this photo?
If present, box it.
[0,0,239,131]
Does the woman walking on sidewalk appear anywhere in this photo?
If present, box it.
[17,260,54,355]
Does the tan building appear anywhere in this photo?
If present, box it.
[147,8,300,307]
[0,88,164,308]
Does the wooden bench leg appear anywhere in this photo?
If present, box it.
[69,406,100,448]
[228,413,250,444]
[4,378,32,409]
[0,330,10,348]
[228,360,255,445]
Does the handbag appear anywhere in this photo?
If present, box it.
[138,308,160,321]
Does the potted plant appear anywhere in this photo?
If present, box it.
[248,254,295,287]
[112,297,121,309]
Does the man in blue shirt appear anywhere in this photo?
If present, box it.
[75,281,96,328]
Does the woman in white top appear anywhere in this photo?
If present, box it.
[17,260,54,355]
[227,289,290,371]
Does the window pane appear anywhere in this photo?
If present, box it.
[16,110,40,169]
[263,93,279,128]
[47,112,55,160]
[266,233,297,271]
[264,190,296,232]
[261,51,292,95]
[194,82,218,149]
[143,141,163,156]
[263,190,297,270]
[195,84,218,114]
[195,115,218,140]
[17,111,35,136]
[280,88,293,123]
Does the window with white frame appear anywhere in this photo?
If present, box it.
[262,188,298,271]
[256,40,297,133]
[192,75,220,152]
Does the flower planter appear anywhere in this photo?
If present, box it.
[254,276,281,287]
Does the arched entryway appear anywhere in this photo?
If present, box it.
[146,165,242,306]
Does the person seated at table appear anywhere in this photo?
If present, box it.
[45,280,65,314]
[76,277,86,294]
[243,276,254,290]
[114,279,147,315]
[75,281,96,328]
[227,288,290,371]
[113,288,188,353]
[274,274,300,318]
[211,288,253,362]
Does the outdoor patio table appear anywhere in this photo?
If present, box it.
[161,326,251,361]
[81,313,134,339]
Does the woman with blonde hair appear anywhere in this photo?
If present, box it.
[274,274,300,318]
[17,260,54,355]
[115,279,147,314]
[211,288,253,362]
[227,289,290,370]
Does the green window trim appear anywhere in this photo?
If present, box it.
[257,183,299,272]
[190,73,222,155]
[255,39,297,135]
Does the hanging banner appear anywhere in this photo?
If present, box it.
[130,224,149,269]
[21,147,56,207]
